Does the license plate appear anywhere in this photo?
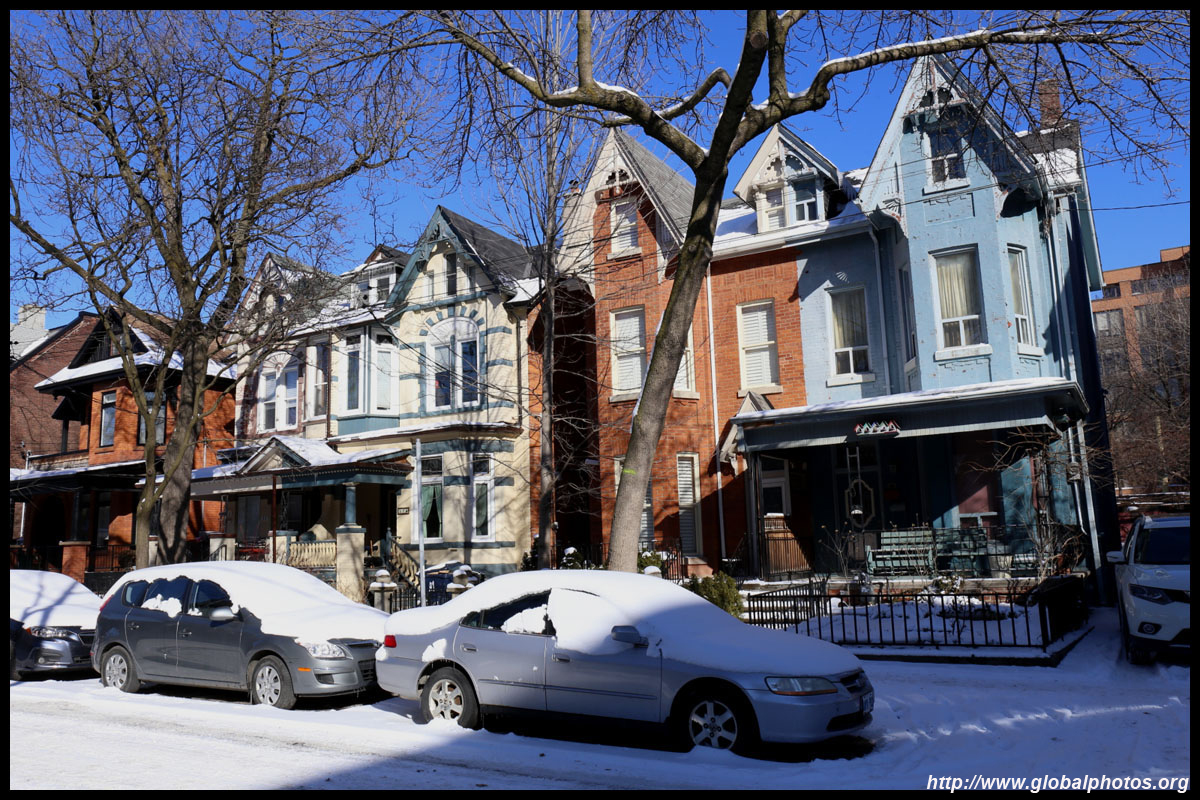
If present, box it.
[860,690,875,715]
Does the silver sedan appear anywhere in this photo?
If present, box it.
[376,570,873,754]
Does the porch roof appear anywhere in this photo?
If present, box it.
[731,377,1087,451]
[9,459,149,498]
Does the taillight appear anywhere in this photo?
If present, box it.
[383,635,397,648]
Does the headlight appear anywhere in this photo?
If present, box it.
[27,626,74,640]
[298,641,350,659]
[765,676,838,696]
[1129,585,1172,605]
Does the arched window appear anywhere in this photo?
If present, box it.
[426,317,481,410]
[258,352,301,431]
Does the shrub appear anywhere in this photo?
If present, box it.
[684,572,743,618]
[637,550,665,573]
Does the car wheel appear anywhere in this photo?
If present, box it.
[678,689,759,755]
[102,646,142,693]
[250,656,297,709]
[1118,607,1154,666]
[9,639,19,681]
[420,666,481,729]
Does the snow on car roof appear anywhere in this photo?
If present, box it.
[10,570,101,629]
[385,570,861,676]
[102,562,386,643]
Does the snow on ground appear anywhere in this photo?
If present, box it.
[9,607,1189,790]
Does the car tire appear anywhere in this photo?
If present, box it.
[102,646,142,693]
[420,666,481,729]
[10,639,19,681]
[676,687,759,755]
[250,656,297,709]
[1118,607,1154,666]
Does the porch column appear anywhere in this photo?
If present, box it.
[335,482,366,601]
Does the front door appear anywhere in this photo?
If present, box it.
[176,579,244,686]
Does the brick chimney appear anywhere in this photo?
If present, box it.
[1038,79,1064,129]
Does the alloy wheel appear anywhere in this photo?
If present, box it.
[688,698,739,750]
[255,663,283,706]
[427,677,465,721]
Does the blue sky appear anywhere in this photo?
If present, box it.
[10,16,1190,329]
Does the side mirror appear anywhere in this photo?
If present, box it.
[610,625,649,647]
[209,605,237,622]
[1105,550,1126,565]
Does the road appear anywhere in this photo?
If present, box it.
[9,608,1190,790]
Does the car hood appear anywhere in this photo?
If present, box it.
[656,617,862,677]
[270,603,388,644]
[10,571,100,629]
[1127,563,1190,591]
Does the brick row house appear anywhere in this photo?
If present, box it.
[562,56,1116,587]
[10,309,236,584]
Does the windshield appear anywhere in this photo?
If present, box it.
[1133,523,1190,565]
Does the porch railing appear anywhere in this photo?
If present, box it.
[743,575,1088,650]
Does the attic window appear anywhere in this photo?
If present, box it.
[758,179,822,232]
[929,128,966,184]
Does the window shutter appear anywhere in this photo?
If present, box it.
[677,456,698,555]
[613,309,645,392]
[740,303,778,387]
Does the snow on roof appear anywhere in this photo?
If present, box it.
[10,459,148,483]
[102,562,387,642]
[734,377,1079,423]
[36,348,236,390]
[711,200,870,257]
[383,570,861,676]
[328,420,514,445]
[10,569,101,629]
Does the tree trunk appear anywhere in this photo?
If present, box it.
[157,333,208,563]
[607,173,728,572]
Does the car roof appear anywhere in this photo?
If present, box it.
[1141,515,1190,528]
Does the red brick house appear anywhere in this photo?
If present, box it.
[560,128,870,577]
[10,309,99,546]
[9,310,235,584]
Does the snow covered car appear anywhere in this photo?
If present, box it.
[1107,515,1190,664]
[376,571,873,753]
[93,562,387,708]
[10,570,101,679]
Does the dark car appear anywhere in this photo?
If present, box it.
[10,570,100,680]
[93,562,386,708]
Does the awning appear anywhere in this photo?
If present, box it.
[9,459,150,499]
[731,378,1088,452]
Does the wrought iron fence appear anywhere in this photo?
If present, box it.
[743,575,1088,650]
[553,538,686,581]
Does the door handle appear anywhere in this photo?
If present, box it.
[461,643,477,652]
[129,622,140,630]
[180,629,192,638]
[552,653,570,663]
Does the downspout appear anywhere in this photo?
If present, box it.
[413,437,425,607]
[705,268,727,562]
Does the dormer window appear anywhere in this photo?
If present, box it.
[929,128,966,184]
[757,179,822,232]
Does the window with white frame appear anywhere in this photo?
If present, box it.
[420,456,444,542]
[374,331,398,412]
[1008,247,1036,347]
[676,453,701,556]
[343,334,362,412]
[656,213,678,270]
[137,391,167,445]
[99,391,117,447]
[738,300,780,389]
[428,317,481,410]
[259,355,300,431]
[616,457,655,548]
[935,249,985,348]
[830,287,871,376]
[471,454,493,541]
[758,179,822,232]
[610,198,640,255]
[674,325,695,393]
[611,307,646,394]
[306,340,330,419]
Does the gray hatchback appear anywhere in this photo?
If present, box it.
[93,562,386,708]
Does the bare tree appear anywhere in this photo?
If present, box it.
[429,10,1190,572]
[10,10,438,566]
[1101,267,1191,493]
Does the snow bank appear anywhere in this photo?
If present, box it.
[103,562,387,642]
[10,570,101,629]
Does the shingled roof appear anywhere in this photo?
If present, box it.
[439,206,536,284]
[611,129,696,246]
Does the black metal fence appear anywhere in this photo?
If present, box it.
[743,575,1088,650]
[553,537,686,581]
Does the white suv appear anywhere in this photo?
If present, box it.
[1107,516,1190,664]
